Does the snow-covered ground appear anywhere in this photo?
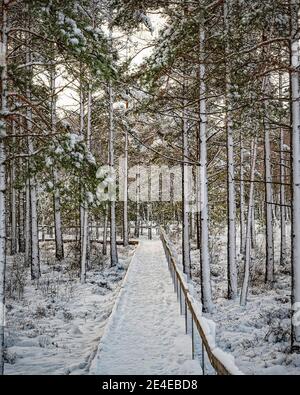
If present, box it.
[4,242,136,375]
[169,223,300,375]
[90,238,201,375]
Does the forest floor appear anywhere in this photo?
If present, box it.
[170,224,300,375]
[5,227,300,375]
[4,242,136,375]
[90,239,201,375]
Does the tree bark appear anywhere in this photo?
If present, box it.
[290,0,300,351]
[199,27,213,312]
[0,1,8,374]
[108,78,118,267]
[240,139,257,306]
[26,39,40,280]
[182,78,191,280]
[10,126,17,255]
[50,61,64,261]
[123,128,129,246]
[240,133,245,255]
[264,108,274,284]
[102,204,108,256]
[279,73,287,267]
[224,0,237,299]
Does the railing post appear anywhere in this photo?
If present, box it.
[202,341,205,375]
[191,316,195,360]
[179,286,182,314]
[185,300,188,334]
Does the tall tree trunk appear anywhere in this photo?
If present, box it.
[86,87,92,267]
[123,128,129,247]
[135,165,140,238]
[102,204,108,256]
[79,76,88,281]
[279,73,287,267]
[50,62,64,261]
[18,188,25,253]
[182,79,191,280]
[240,133,245,254]
[240,139,257,306]
[26,41,40,280]
[10,128,17,255]
[25,178,31,267]
[80,207,88,284]
[0,1,8,374]
[224,0,237,299]
[108,69,118,266]
[28,152,40,280]
[251,201,256,251]
[147,166,152,241]
[264,112,274,284]
[290,0,300,351]
[199,27,213,312]
[53,170,64,260]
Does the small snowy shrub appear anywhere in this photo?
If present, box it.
[6,254,27,300]
[20,319,35,330]
[35,305,47,318]
[264,320,290,344]
[63,310,74,322]
[4,349,17,365]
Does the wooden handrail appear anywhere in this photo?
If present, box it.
[160,227,243,376]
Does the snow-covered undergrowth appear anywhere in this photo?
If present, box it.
[4,242,136,375]
[170,224,300,375]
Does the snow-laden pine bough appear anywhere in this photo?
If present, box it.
[160,228,243,376]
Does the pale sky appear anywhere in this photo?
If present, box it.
[56,13,165,113]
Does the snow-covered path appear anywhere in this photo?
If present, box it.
[90,239,201,375]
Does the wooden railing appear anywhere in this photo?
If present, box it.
[36,224,159,242]
[160,227,243,376]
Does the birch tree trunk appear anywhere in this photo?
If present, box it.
[264,102,274,284]
[28,136,40,280]
[18,188,25,253]
[102,204,108,256]
[0,1,8,374]
[251,201,256,251]
[182,80,191,280]
[26,41,40,280]
[86,87,92,267]
[79,77,88,282]
[199,27,213,312]
[108,76,118,266]
[80,207,88,284]
[290,0,300,351]
[135,166,140,238]
[50,62,64,261]
[25,178,31,267]
[240,133,245,254]
[147,166,152,241]
[123,128,129,247]
[224,0,237,299]
[240,139,258,306]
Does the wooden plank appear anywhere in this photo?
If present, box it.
[39,239,139,245]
